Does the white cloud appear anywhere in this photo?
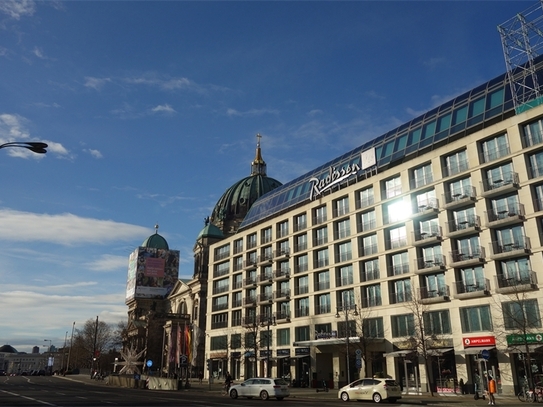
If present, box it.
[84,254,129,272]
[32,46,46,59]
[0,0,36,20]
[84,76,111,90]
[0,209,150,246]
[226,107,280,117]
[307,109,323,117]
[151,104,176,114]
[86,148,103,159]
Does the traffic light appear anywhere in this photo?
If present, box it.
[206,359,210,371]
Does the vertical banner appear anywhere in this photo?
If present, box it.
[185,325,192,363]
[176,323,182,367]
[168,327,177,363]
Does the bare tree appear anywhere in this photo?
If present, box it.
[72,317,115,372]
[351,305,387,378]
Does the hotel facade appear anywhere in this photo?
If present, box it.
[203,52,543,395]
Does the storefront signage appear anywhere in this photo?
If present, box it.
[277,349,290,356]
[507,333,543,345]
[463,336,496,347]
[315,330,338,340]
[309,163,361,200]
[295,347,310,356]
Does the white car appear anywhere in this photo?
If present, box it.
[338,378,402,403]
[229,377,290,400]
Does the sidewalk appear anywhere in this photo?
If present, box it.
[55,375,519,405]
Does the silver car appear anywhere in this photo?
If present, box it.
[229,377,290,400]
[338,378,402,403]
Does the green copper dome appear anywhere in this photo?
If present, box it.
[197,221,224,240]
[141,225,169,250]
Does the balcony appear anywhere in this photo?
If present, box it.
[389,291,413,305]
[479,143,510,163]
[295,307,310,318]
[446,215,481,237]
[257,293,273,304]
[486,203,525,227]
[257,254,274,266]
[419,285,450,304]
[495,271,538,294]
[243,276,257,287]
[414,255,446,274]
[442,186,477,209]
[453,278,490,299]
[232,298,243,308]
[243,258,257,270]
[480,171,520,198]
[274,248,290,260]
[412,198,439,218]
[413,226,442,245]
[449,247,486,267]
[314,281,330,291]
[337,276,354,287]
[257,272,274,285]
[362,269,380,282]
[274,268,290,281]
[242,316,258,327]
[360,242,378,257]
[211,302,228,312]
[295,285,309,295]
[387,263,409,277]
[275,311,291,323]
[313,236,328,247]
[387,237,408,250]
[274,289,291,300]
[489,237,531,260]
[294,263,309,274]
[315,304,331,315]
[243,296,257,308]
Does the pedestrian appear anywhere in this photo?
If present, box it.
[198,371,203,384]
[488,375,496,405]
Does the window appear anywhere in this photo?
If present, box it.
[214,244,230,261]
[456,235,481,258]
[214,261,230,277]
[522,117,543,147]
[295,297,310,317]
[389,251,409,276]
[357,187,375,208]
[295,254,308,273]
[503,299,541,330]
[294,213,307,231]
[460,305,492,333]
[231,333,241,348]
[278,301,290,320]
[232,291,243,307]
[363,317,384,338]
[232,310,242,327]
[233,256,243,272]
[361,258,379,281]
[358,210,376,232]
[314,226,328,246]
[388,225,407,249]
[247,233,257,249]
[278,240,289,256]
[391,314,415,337]
[234,238,243,254]
[385,200,409,223]
[260,330,273,348]
[334,196,350,217]
[212,295,228,311]
[535,183,543,211]
[213,277,229,294]
[210,335,228,350]
[316,293,331,314]
[362,284,382,307]
[338,288,355,308]
[458,265,485,290]
[481,133,509,163]
[423,310,451,335]
[295,234,307,252]
[447,177,472,200]
[392,278,412,303]
[335,218,351,239]
[360,234,378,256]
[412,163,433,188]
[422,244,443,266]
[384,176,402,198]
[295,325,311,341]
[443,149,468,177]
[495,224,526,252]
[529,150,543,178]
[419,218,440,238]
[338,264,354,286]
[211,313,228,329]
[277,328,290,346]
[499,258,532,285]
[261,246,273,261]
[336,241,352,262]
[313,206,327,225]
[277,220,289,238]
[423,273,447,297]
[416,189,437,210]
[296,275,309,295]
[261,227,272,244]
[315,270,330,291]
[485,162,514,189]
[315,248,329,268]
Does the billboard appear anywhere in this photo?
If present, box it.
[125,247,180,302]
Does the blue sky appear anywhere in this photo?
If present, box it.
[0,0,532,353]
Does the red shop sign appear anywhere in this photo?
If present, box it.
[463,336,496,347]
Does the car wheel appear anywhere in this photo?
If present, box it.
[260,390,269,400]
[229,389,238,399]
[341,392,350,402]
[276,397,284,401]
[372,392,382,403]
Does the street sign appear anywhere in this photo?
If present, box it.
[147,360,153,367]
[481,349,490,360]
[355,359,362,368]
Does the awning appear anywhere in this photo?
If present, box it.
[270,355,290,360]
[290,354,310,359]
[502,345,543,353]
[292,337,360,347]
[427,348,454,356]
[456,347,496,355]
[384,350,414,358]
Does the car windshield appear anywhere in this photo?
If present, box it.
[385,380,398,386]
[274,379,288,385]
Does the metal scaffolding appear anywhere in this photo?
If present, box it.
[498,1,543,111]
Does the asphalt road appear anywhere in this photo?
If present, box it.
[0,374,529,407]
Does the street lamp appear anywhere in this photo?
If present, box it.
[335,303,358,385]
[261,315,276,378]
[0,141,48,154]
[44,339,52,352]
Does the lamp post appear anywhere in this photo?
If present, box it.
[261,315,276,378]
[0,141,48,154]
[335,303,358,386]
[44,339,52,352]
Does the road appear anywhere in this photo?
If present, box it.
[0,375,527,407]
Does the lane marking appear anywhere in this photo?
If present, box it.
[0,389,57,406]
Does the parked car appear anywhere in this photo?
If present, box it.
[229,377,290,400]
[338,378,402,403]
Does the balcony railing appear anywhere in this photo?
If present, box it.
[294,220,307,232]
[481,171,519,193]
[486,203,525,224]
[480,143,510,163]
[362,269,380,282]
[243,276,257,287]
[413,226,442,243]
[315,304,331,315]
[411,173,433,189]
[444,159,469,177]
[415,254,446,271]
[356,195,375,209]
[453,278,490,296]
[295,307,310,318]
[389,291,413,304]
[450,246,485,263]
[294,263,309,273]
[361,296,382,308]
[337,276,354,287]
[357,218,377,233]
[314,281,330,291]
[496,271,537,290]
[490,237,530,257]
[419,285,450,301]
[243,296,257,307]
[360,242,378,256]
[274,289,291,300]
[447,215,481,234]
[387,263,409,277]
[313,236,328,246]
[274,268,290,280]
[415,198,439,213]
[443,185,476,205]
[295,285,309,295]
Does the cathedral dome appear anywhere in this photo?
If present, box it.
[197,220,224,240]
[209,135,282,236]
[141,225,169,250]
[0,344,18,353]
